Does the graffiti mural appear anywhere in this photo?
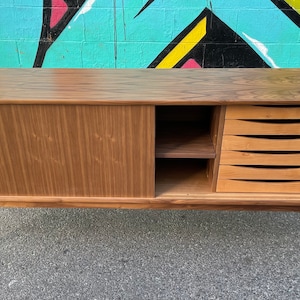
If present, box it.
[271,0,300,27]
[0,0,299,68]
[34,0,87,67]
[148,9,270,68]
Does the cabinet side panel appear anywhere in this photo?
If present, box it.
[207,106,226,191]
[0,105,155,197]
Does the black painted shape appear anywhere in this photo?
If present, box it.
[148,8,270,68]
[271,0,300,27]
[34,0,87,68]
[135,0,155,18]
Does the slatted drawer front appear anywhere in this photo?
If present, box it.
[217,105,300,193]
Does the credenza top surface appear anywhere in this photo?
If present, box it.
[0,68,299,105]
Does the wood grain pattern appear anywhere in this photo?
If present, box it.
[220,151,300,166]
[0,105,155,197]
[1,69,300,105]
[226,105,300,120]
[224,119,300,135]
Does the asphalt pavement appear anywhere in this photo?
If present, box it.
[0,208,300,299]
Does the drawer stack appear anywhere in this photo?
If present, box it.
[217,105,300,193]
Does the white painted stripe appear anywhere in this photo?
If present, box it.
[73,0,96,22]
[242,32,279,68]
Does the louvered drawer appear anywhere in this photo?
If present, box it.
[220,151,300,165]
[225,105,300,120]
[217,105,300,193]
[217,180,300,193]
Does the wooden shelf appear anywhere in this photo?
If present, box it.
[156,122,215,158]
[156,159,211,196]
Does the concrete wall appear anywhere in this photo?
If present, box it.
[1,0,299,68]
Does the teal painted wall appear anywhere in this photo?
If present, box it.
[0,0,299,68]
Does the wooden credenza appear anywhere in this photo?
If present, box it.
[1,69,300,211]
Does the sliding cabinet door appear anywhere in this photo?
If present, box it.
[0,105,155,197]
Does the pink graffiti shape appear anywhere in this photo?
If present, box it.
[50,0,68,28]
[181,59,201,68]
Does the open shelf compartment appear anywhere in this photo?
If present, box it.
[156,159,211,196]
[155,106,215,159]
[155,105,223,196]
[156,122,215,158]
